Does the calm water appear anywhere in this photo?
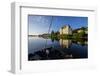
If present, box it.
[28,37,88,61]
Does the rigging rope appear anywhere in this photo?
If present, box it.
[45,16,53,48]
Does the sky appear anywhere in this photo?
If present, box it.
[28,15,88,35]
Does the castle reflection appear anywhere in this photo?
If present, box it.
[59,39,72,48]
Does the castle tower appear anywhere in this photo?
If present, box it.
[59,25,72,35]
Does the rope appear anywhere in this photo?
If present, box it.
[45,16,53,48]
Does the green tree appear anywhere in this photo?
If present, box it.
[51,30,54,35]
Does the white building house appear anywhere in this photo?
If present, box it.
[59,25,72,35]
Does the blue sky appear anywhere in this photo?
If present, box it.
[28,15,88,35]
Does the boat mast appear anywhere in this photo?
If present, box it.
[45,16,53,48]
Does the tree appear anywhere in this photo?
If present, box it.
[55,31,60,35]
[51,30,54,35]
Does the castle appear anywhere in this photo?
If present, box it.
[59,25,72,35]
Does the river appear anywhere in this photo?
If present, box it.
[28,36,88,60]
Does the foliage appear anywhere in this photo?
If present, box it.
[48,27,87,42]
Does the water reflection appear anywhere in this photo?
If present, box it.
[59,39,72,48]
[28,37,88,61]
